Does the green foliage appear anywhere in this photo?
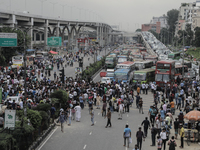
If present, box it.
[39,111,49,130]
[0,27,31,65]
[27,109,42,129]
[186,47,200,59]
[135,29,141,32]
[50,89,69,106]
[167,9,179,33]
[33,103,51,111]
[51,98,59,104]
[194,27,200,47]
[0,133,15,149]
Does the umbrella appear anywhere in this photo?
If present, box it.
[184,110,200,121]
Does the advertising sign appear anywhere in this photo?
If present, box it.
[75,67,82,74]
[47,37,62,47]
[0,33,17,47]
[4,110,16,129]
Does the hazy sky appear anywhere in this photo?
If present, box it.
[0,0,195,31]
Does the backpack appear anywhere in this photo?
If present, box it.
[169,140,176,150]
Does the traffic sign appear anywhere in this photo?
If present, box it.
[0,33,17,47]
[75,67,82,74]
[47,37,62,47]
[4,109,16,129]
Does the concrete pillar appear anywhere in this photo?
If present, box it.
[44,20,49,50]
[34,32,36,44]
[10,14,16,28]
[97,26,99,43]
[39,33,42,44]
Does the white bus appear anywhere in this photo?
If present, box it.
[12,55,24,67]
[116,61,135,71]
[134,60,154,70]
[35,51,48,61]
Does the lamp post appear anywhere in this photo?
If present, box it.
[39,0,47,16]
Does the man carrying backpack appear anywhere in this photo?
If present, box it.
[167,136,177,150]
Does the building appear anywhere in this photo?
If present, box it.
[151,15,168,28]
[141,22,161,33]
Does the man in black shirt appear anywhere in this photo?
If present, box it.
[174,118,179,139]
[141,117,150,137]
[150,124,157,146]
[136,127,145,150]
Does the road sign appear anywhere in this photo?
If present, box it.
[0,33,17,47]
[47,37,62,47]
[75,67,82,74]
[4,109,16,129]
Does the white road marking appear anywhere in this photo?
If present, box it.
[98,113,100,115]
[126,146,128,150]
[83,145,87,149]
[127,114,129,117]
[94,121,97,124]
[89,131,92,135]
[38,127,58,150]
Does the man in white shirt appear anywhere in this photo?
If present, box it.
[145,83,149,95]
[19,100,23,109]
[142,83,145,94]
[118,102,124,120]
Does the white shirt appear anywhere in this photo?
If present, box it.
[160,131,167,140]
[156,119,161,129]
[119,104,124,110]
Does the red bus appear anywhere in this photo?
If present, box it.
[175,65,188,80]
[155,60,176,88]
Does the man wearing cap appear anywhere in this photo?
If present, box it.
[179,124,184,148]
[136,127,145,150]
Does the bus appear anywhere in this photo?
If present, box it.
[114,68,134,84]
[115,61,135,71]
[117,55,128,64]
[155,60,176,89]
[105,69,115,80]
[175,65,188,79]
[133,68,155,84]
[134,60,154,70]
[105,55,117,68]
[168,52,181,60]
[12,55,24,67]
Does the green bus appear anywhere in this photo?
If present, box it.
[105,55,117,68]
[133,68,155,84]
[168,52,181,60]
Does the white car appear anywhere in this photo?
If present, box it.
[4,96,21,104]
[101,77,111,84]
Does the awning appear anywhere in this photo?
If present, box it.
[26,49,35,52]
[49,50,58,54]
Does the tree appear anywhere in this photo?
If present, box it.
[0,27,31,65]
[185,24,193,46]
[167,9,179,33]
[135,29,141,32]
[50,89,69,107]
[194,27,200,47]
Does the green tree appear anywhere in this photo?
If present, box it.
[167,9,179,33]
[135,29,141,32]
[50,89,69,107]
[194,27,200,47]
[185,24,193,46]
[0,27,31,65]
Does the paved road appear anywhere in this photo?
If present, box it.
[37,91,199,150]
[41,48,111,81]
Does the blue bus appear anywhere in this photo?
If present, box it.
[114,68,134,84]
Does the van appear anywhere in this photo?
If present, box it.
[4,96,21,104]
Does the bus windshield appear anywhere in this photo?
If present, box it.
[115,73,127,80]
[168,55,174,58]
[157,63,170,70]
[134,73,146,80]
[155,74,170,82]
[106,72,114,77]
[106,58,113,62]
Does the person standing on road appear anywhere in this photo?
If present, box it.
[74,103,81,122]
[90,107,94,126]
[168,136,177,150]
[145,83,149,95]
[68,107,72,126]
[141,117,150,137]
[118,101,124,120]
[157,135,162,150]
[105,108,112,128]
[135,93,140,108]
[96,94,101,109]
[138,98,144,114]
[179,124,184,149]
[160,128,167,150]
[123,124,131,148]
[59,111,67,132]
[150,124,157,146]
[102,102,107,117]
[174,118,179,139]
[136,127,145,150]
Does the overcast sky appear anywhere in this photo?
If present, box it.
[0,0,195,31]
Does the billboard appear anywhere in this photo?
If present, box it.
[0,33,17,47]
[47,37,62,47]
